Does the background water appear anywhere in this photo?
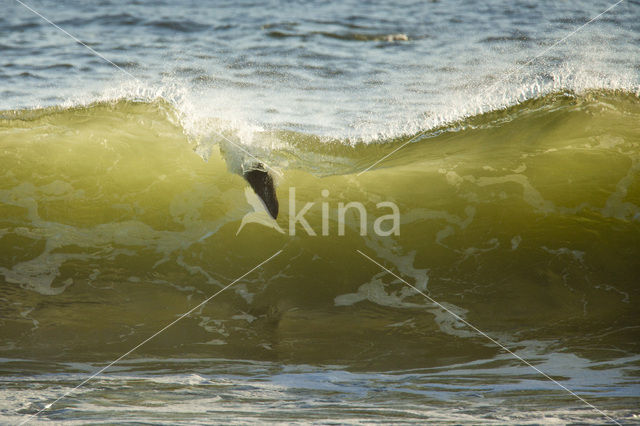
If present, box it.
[1,0,640,424]
[3,0,639,140]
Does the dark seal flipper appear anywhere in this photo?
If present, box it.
[243,164,279,219]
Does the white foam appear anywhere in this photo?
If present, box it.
[53,54,639,155]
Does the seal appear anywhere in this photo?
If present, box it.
[243,163,279,219]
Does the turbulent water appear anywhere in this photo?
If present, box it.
[2,0,640,424]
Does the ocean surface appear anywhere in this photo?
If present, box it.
[1,0,640,424]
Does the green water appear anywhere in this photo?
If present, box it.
[1,90,639,423]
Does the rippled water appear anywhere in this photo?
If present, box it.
[3,0,639,139]
[1,0,640,424]
[2,356,637,424]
